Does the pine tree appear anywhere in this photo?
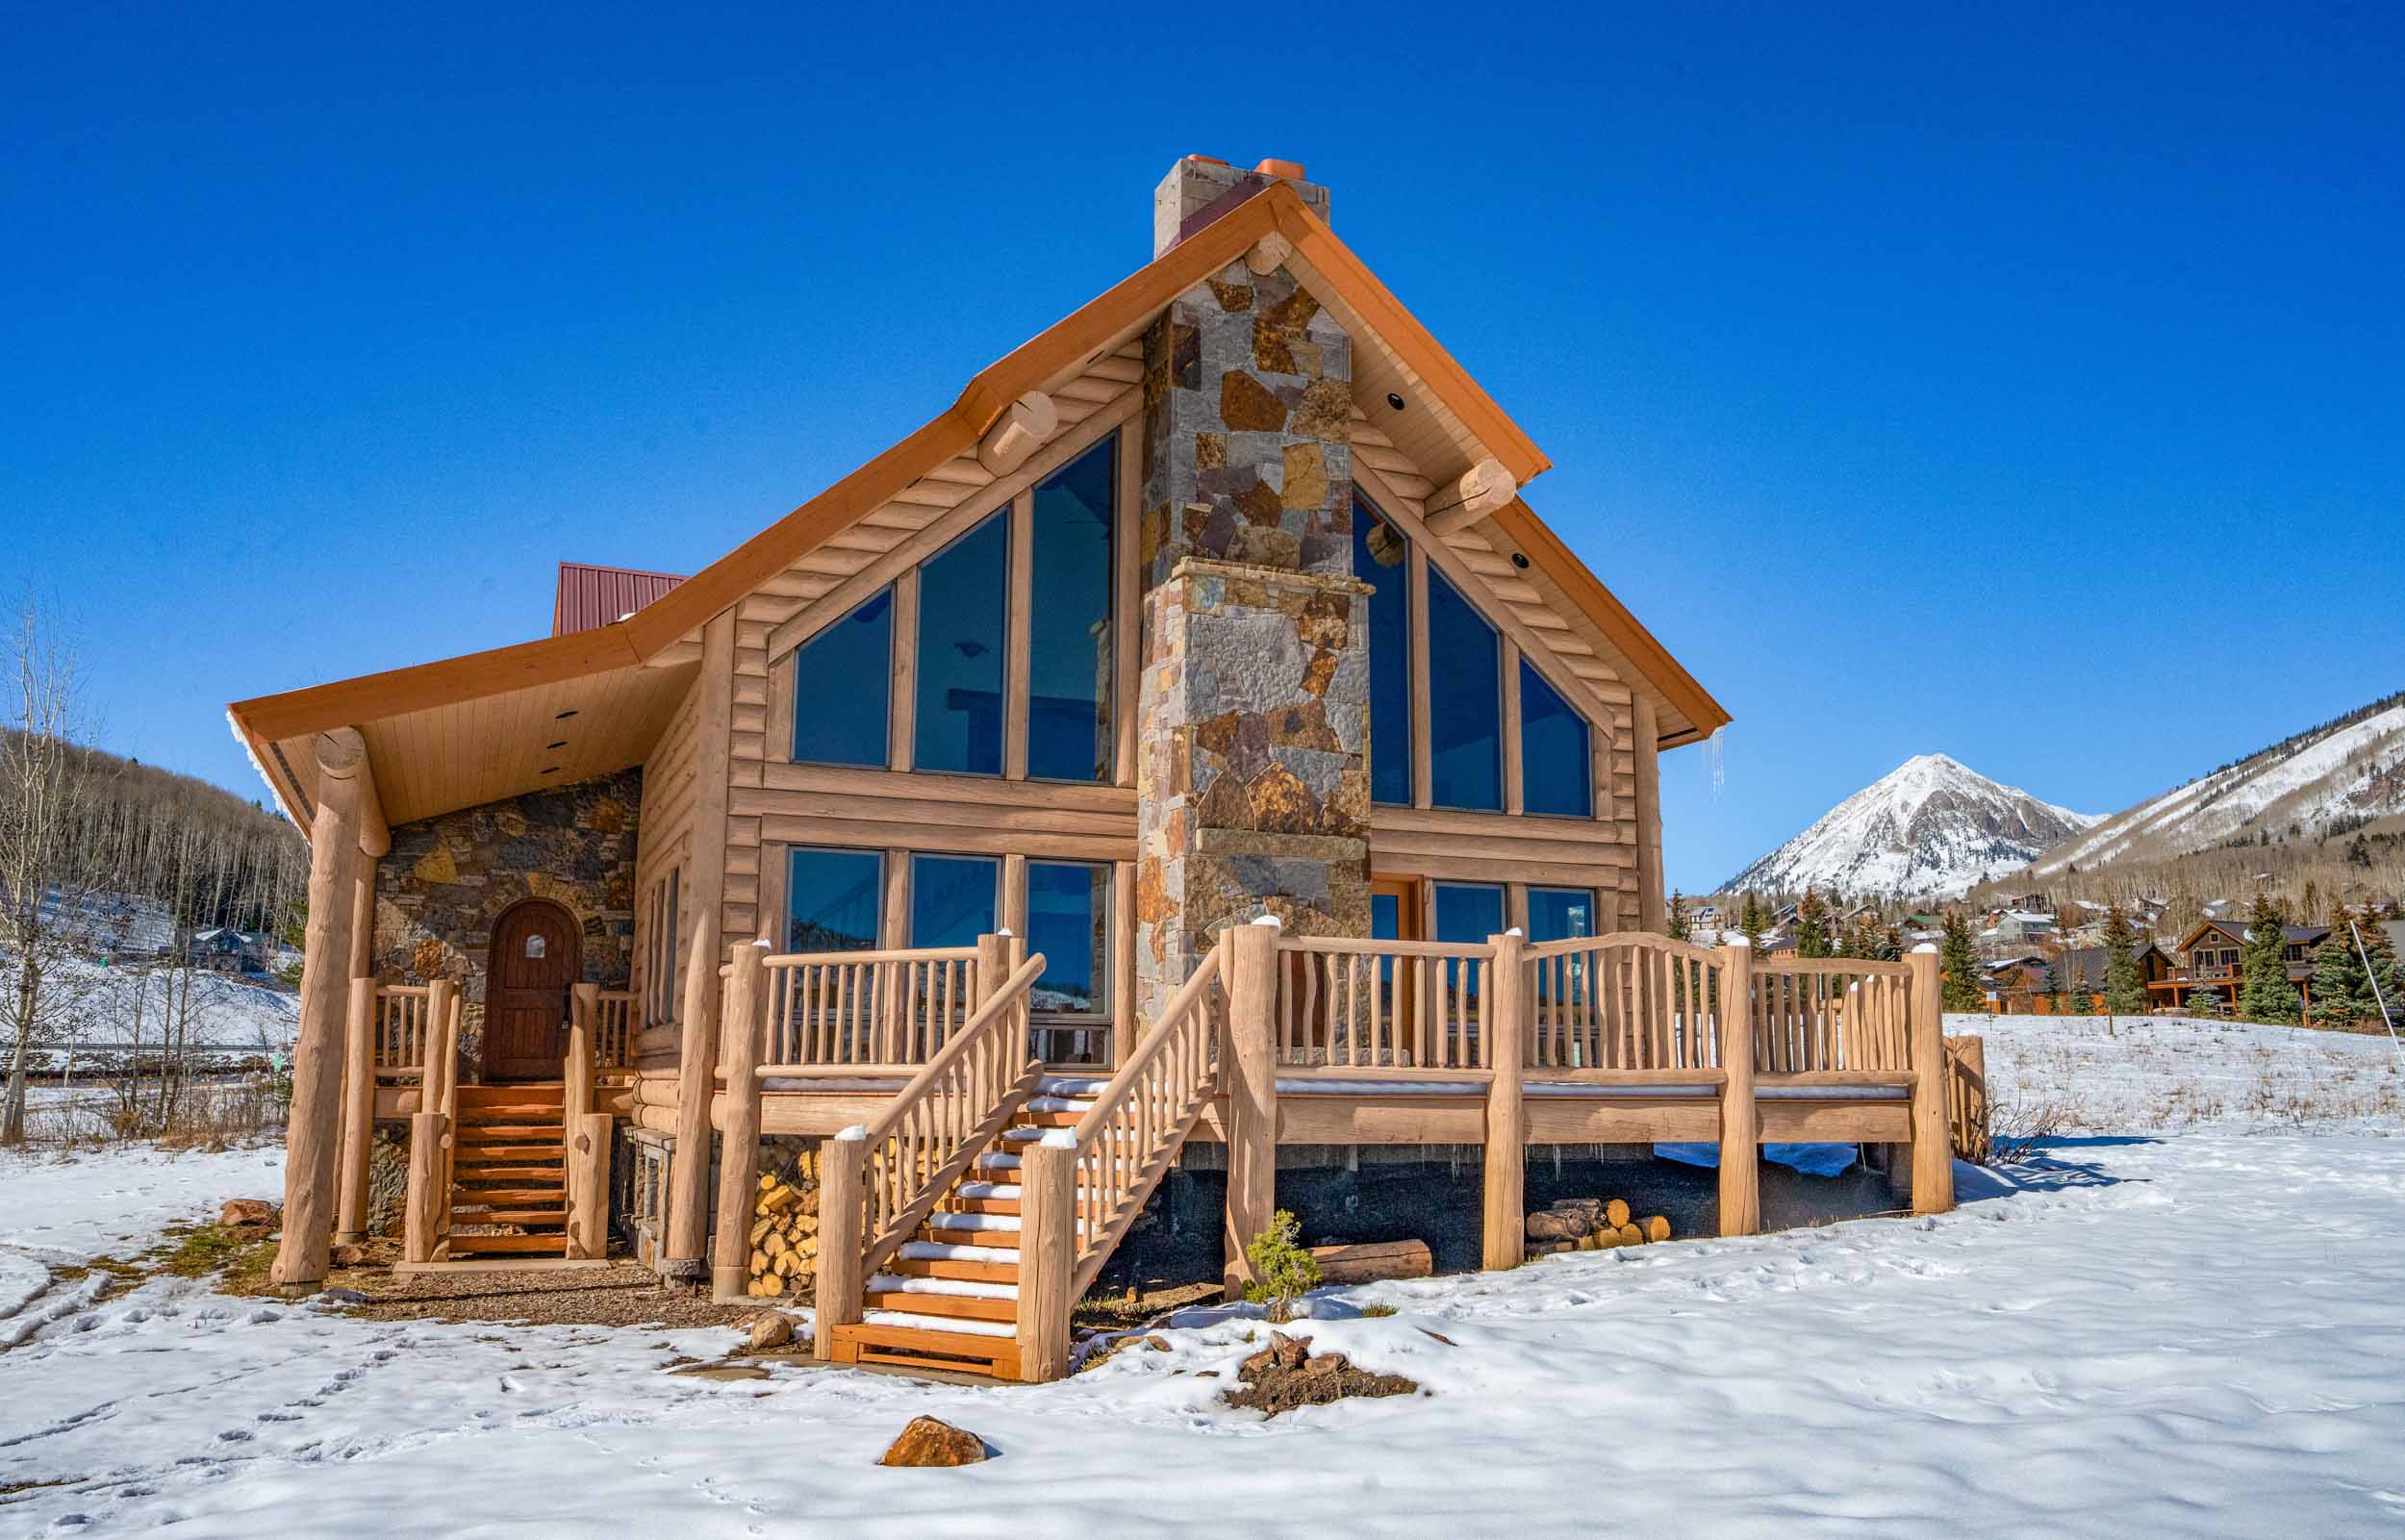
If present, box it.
[2360,915,2404,1027]
[2041,958,2063,1013]
[1938,909,1984,1012]
[1666,889,1690,942]
[2101,902,2147,1015]
[2237,892,2301,1023]
[2186,985,2228,1019]
[1796,888,1831,959]
[1738,892,1765,950]
[2307,905,2365,1028]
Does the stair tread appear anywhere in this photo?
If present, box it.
[450,1164,563,1180]
[861,1291,1015,1322]
[451,1208,566,1225]
[444,1233,567,1255]
[859,1309,1016,1340]
[867,1272,1018,1300]
[448,1187,563,1202]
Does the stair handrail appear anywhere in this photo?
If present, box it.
[852,950,1045,1278]
[1060,939,1228,1293]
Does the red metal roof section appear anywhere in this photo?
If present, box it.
[552,562,689,636]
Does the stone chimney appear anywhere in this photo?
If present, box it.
[1132,155,1370,1023]
[1153,155,1331,259]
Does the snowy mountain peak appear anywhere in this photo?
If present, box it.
[1726,756,2102,900]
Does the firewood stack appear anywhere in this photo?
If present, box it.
[746,1148,822,1299]
[1524,1196,1672,1260]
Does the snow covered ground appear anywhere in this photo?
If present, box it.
[3,1022,2400,1537]
[1972,1011,2403,1131]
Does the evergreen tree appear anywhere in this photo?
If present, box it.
[2237,892,2301,1023]
[1938,909,1985,1012]
[2041,959,2064,1013]
[2101,902,2148,1015]
[1881,923,1905,961]
[1738,892,1766,950]
[2308,913,2367,1028]
[1796,887,1832,959]
[1666,889,1690,942]
[2186,985,2228,1019]
[2359,914,2404,1028]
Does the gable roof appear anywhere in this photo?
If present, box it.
[229,180,1730,832]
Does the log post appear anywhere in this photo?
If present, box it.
[812,1125,868,1360]
[1907,945,1955,1214]
[423,977,459,1114]
[1958,1033,1988,1163]
[1221,918,1280,1300]
[335,976,376,1245]
[566,985,597,1119]
[711,941,771,1301]
[663,912,722,1281]
[1481,929,1527,1271]
[567,1111,613,1260]
[402,1111,448,1264]
[1016,1134,1076,1383]
[270,728,366,1294]
[1716,939,1761,1237]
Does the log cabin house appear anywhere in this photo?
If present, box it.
[230,157,1974,1382]
[2153,920,2328,1013]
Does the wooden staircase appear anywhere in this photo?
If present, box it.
[831,1082,1102,1378]
[443,1083,570,1259]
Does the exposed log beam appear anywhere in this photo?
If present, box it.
[975,391,1059,477]
[1245,233,1293,276]
[1422,457,1518,539]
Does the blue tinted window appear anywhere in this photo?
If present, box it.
[1520,660,1593,818]
[785,848,884,952]
[1527,887,1596,944]
[791,590,891,767]
[908,854,997,948]
[1027,861,1107,1014]
[1427,568,1501,811]
[1353,496,1412,805]
[1028,442,1114,783]
[1433,882,1505,945]
[915,512,1007,775]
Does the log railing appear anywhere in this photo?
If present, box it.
[594,989,636,1070]
[1748,957,1913,1074]
[1523,932,1725,1073]
[370,984,433,1076]
[1275,936,1494,1072]
[1942,1033,1990,1162]
[759,946,983,1073]
[1063,941,1227,1297]
[853,949,1044,1279]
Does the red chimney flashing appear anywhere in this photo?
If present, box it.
[1253,158,1306,180]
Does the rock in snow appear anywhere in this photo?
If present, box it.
[877,1416,989,1467]
[1725,752,2099,899]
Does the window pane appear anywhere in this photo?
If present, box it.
[1527,887,1597,944]
[1028,441,1114,783]
[1027,861,1107,1014]
[791,590,892,767]
[1519,660,1593,818]
[1354,494,1413,805]
[1433,882,1505,945]
[1370,891,1401,942]
[1427,568,1502,810]
[908,854,998,949]
[785,848,883,952]
[915,512,1008,775]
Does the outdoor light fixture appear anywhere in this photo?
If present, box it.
[1385,392,1405,411]
[1511,552,1531,568]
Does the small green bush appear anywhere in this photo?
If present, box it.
[1358,1302,1398,1319]
[1241,1209,1321,1325]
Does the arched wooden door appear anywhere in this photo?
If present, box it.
[483,899,580,1082]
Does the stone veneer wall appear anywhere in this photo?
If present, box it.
[1132,243,1371,1022]
[372,768,641,1081]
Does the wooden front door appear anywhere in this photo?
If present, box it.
[483,900,579,1082]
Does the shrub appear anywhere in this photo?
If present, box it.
[1241,1210,1321,1325]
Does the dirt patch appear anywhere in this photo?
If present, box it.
[323,1261,767,1330]
[1223,1330,1419,1417]
[1073,1279,1222,1333]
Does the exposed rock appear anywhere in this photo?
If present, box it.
[876,1416,990,1468]
[329,1243,367,1268]
[1224,1332,1419,1417]
[745,1311,795,1352]
[219,1199,278,1228]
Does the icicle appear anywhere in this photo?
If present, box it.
[1703,725,1727,800]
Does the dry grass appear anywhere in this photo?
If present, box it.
[1978,1014,2405,1135]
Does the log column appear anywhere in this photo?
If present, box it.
[1716,939,1760,1237]
[271,728,367,1295]
[1016,1134,1076,1383]
[663,909,722,1281]
[1907,945,1956,1214]
[1221,918,1281,1300]
[334,976,376,1245]
[1481,929,1527,1271]
[813,1126,868,1360]
[711,941,770,1302]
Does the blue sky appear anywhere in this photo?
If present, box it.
[6,3,2400,894]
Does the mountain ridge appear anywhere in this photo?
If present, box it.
[1725,753,2100,900]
